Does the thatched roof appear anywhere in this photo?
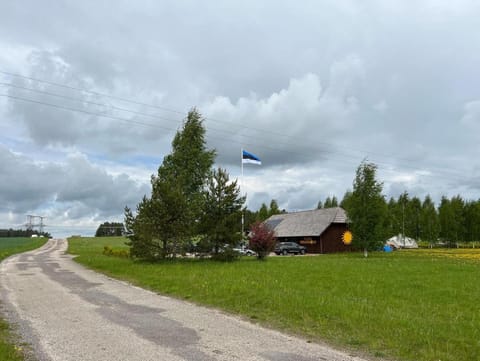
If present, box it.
[264,207,348,238]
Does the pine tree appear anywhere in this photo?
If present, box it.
[464,200,480,245]
[439,195,465,245]
[324,196,333,208]
[324,196,339,208]
[420,195,439,245]
[269,199,281,216]
[257,203,269,221]
[331,196,338,207]
[125,109,215,260]
[200,168,245,255]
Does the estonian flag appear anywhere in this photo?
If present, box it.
[242,150,261,165]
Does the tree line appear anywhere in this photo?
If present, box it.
[95,222,125,237]
[341,161,480,256]
[345,184,480,247]
[0,229,51,238]
[244,199,284,224]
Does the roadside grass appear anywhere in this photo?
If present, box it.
[68,237,480,361]
[0,237,48,361]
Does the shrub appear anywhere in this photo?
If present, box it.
[211,246,241,262]
[103,245,130,258]
[249,222,276,260]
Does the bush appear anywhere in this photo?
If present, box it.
[103,245,130,258]
[249,222,276,260]
[211,246,241,262]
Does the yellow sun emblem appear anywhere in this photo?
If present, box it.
[342,231,353,245]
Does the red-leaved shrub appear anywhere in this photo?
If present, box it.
[249,221,276,260]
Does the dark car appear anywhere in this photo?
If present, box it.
[274,242,306,255]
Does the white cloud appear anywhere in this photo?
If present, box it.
[203,57,364,167]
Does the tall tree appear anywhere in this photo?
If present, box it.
[407,196,422,240]
[154,108,216,229]
[438,195,465,245]
[344,161,387,257]
[199,168,245,254]
[324,196,339,208]
[331,196,339,207]
[397,192,409,236]
[386,197,401,236]
[464,200,480,244]
[420,195,439,245]
[125,109,215,259]
[269,199,281,216]
[257,203,269,221]
[324,196,333,208]
[340,190,352,209]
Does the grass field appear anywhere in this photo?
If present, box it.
[0,237,48,361]
[68,237,480,361]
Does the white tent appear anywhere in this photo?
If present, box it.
[386,234,418,249]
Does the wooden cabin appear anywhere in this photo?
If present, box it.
[264,207,350,254]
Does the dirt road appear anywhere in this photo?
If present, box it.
[0,239,369,361]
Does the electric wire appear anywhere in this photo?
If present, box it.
[0,69,462,174]
[0,71,471,182]
[0,81,342,155]
[0,90,467,183]
[0,93,344,164]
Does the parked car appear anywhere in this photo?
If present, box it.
[233,247,257,256]
[274,242,306,255]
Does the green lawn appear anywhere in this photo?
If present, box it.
[0,237,48,361]
[69,237,480,361]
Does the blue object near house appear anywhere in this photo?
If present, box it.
[383,244,393,252]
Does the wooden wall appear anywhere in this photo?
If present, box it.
[278,223,351,254]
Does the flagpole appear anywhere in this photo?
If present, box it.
[241,148,245,241]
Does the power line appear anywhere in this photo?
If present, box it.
[0,70,186,116]
[0,81,328,153]
[0,69,455,170]
[0,93,333,162]
[0,71,471,182]
[2,91,466,183]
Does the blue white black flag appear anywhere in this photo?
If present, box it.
[242,150,261,165]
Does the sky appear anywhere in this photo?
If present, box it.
[1,1,479,237]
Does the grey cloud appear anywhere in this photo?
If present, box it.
[0,145,63,212]
[56,156,150,218]
[0,147,149,221]
[5,50,179,158]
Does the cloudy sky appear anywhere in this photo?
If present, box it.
[1,1,479,237]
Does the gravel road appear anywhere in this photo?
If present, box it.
[0,239,371,361]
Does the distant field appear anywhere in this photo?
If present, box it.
[0,237,44,254]
[0,237,48,361]
[68,237,480,361]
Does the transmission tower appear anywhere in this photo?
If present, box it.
[25,215,46,234]
[25,214,35,231]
